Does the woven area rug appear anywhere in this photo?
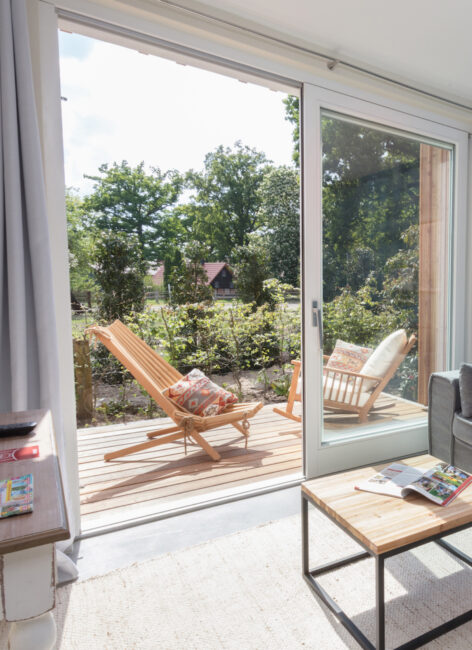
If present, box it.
[3,509,472,649]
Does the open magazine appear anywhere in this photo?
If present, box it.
[355,462,472,506]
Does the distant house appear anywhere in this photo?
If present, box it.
[151,262,236,297]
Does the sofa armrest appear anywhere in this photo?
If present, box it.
[428,371,460,464]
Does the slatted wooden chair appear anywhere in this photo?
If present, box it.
[86,320,263,462]
[274,332,417,424]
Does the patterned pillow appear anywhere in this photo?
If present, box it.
[167,369,237,417]
[327,340,372,373]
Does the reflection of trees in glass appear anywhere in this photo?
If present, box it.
[283,98,421,399]
[283,99,420,321]
[321,116,420,304]
[322,116,421,398]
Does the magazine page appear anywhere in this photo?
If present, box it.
[407,463,472,506]
[356,463,425,498]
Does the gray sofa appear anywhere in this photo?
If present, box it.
[429,370,472,472]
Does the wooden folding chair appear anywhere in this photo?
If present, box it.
[86,320,263,462]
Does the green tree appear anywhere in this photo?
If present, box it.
[93,232,147,321]
[186,142,271,260]
[66,188,95,295]
[169,242,213,305]
[233,235,271,306]
[163,248,183,294]
[283,95,300,166]
[259,166,300,286]
[321,117,420,300]
[84,161,183,263]
[282,101,420,299]
[382,224,419,331]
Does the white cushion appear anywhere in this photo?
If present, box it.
[360,329,407,390]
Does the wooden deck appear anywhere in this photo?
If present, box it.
[78,395,427,533]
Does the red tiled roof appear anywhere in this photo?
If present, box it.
[151,262,232,286]
[203,262,227,284]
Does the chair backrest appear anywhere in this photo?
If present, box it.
[369,333,417,397]
[86,320,183,418]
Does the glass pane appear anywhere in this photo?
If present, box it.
[320,111,452,442]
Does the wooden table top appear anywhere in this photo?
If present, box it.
[302,454,472,555]
[0,410,69,554]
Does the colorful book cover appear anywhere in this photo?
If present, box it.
[0,474,34,518]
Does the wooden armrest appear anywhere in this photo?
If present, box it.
[291,360,301,367]
[323,355,331,362]
[323,366,382,382]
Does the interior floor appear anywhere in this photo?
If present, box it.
[64,485,300,583]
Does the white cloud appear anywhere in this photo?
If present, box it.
[59,34,295,195]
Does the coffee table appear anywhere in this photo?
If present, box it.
[302,454,472,650]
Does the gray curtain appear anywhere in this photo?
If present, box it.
[0,0,62,434]
[0,0,77,576]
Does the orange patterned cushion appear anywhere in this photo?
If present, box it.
[327,340,372,373]
[167,369,237,416]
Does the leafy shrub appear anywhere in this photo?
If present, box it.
[233,236,271,306]
[386,353,418,402]
[323,280,404,352]
[90,296,301,394]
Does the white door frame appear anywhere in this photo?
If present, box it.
[302,82,469,478]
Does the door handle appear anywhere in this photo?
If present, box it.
[312,300,323,348]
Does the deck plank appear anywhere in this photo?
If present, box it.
[78,396,426,531]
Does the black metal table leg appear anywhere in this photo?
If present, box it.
[302,492,309,576]
[302,493,374,649]
[376,556,385,650]
[435,537,472,567]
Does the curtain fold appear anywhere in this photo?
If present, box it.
[0,0,77,575]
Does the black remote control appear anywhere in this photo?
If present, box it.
[0,422,37,437]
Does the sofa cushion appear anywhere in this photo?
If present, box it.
[360,329,407,391]
[459,363,472,418]
[452,412,472,446]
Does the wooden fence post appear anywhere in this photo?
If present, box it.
[73,339,93,422]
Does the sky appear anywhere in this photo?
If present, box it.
[59,32,296,195]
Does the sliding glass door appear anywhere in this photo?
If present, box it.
[302,84,468,477]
